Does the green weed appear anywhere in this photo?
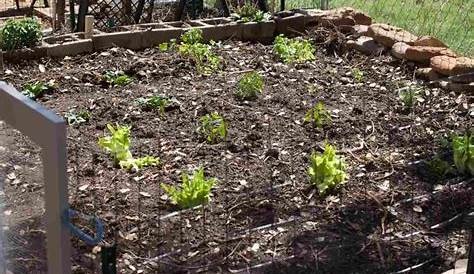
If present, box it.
[304,102,332,128]
[198,112,227,143]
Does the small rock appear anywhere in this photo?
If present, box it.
[391,42,410,59]
[430,56,474,76]
[414,36,447,48]
[415,68,440,81]
[346,36,384,55]
[367,23,418,47]
[334,7,372,25]
[352,24,369,36]
[405,46,456,63]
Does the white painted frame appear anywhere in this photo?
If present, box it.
[0,82,71,274]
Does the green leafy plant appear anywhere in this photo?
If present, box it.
[159,42,169,52]
[232,2,271,23]
[425,157,453,180]
[452,131,473,176]
[65,110,91,126]
[98,124,159,171]
[136,95,172,115]
[0,17,42,50]
[22,81,54,99]
[103,71,133,86]
[198,112,227,143]
[308,143,347,195]
[235,71,264,100]
[304,102,331,128]
[273,34,315,63]
[352,68,364,83]
[398,86,421,110]
[178,29,221,75]
[161,167,216,209]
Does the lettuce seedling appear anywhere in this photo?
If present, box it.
[65,110,91,126]
[198,112,227,143]
[235,71,264,100]
[304,102,331,128]
[161,167,216,209]
[308,143,347,195]
[452,132,473,176]
[98,124,159,171]
[103,71,132,86]
[273,34,315,63]
[178,29,221,75]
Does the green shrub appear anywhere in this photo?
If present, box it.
[0,17,42,50]
[308,144,347,195]
[161,167,216,209]
[198,112,227,143]
[98,124,159,171]
[178,29,221,75]
[273,34,315,63]
[232,2,271,22]
[235,71,264,100]
[452,131,473,176]
[304,102,331,128]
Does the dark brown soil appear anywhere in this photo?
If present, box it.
[1,28,473,274]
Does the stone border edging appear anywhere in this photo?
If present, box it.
[1,9,472,92]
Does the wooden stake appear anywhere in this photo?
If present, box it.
[84,15,94,39]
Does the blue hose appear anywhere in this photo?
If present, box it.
[66,209,105,246]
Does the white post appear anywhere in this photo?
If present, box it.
[84,15,94,39]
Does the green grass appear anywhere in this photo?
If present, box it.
[286,0,474,56]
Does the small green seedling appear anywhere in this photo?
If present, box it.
[103,71,133,86]
[161,167,216,209]
[198,112,227,144]
[304,102,331,128]
[178,29,221,75]
[98,124,159,171]
[425,157,453,180]
[136,95,172,115]
[273,34,315,63]
[22,81,54,99]
[235,71,264,100]
[398,86,421,110]
[308,143,347,195]
[452,131,473,176]
[159,42,169,52]
[232,2,271,22]
[65,110,91,126]
[351,68,364,83]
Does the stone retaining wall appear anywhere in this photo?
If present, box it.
[2,9,472,92]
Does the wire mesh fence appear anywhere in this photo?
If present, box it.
[326,0,473,57]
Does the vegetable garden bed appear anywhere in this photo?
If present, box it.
[1,27,472,273]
